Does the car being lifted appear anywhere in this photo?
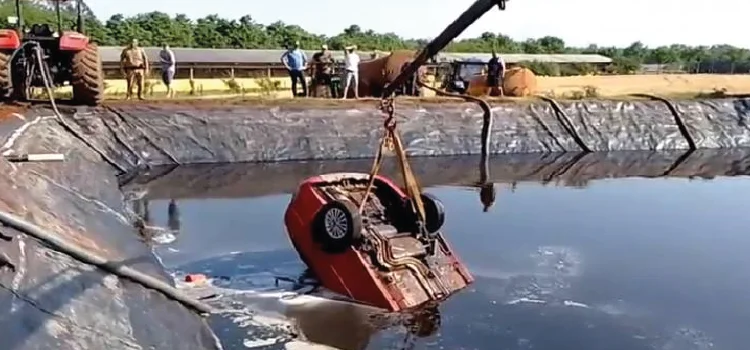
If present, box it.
[284,172,474,312]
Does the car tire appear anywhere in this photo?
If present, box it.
[419,193,446,234]
[313,199,363,254]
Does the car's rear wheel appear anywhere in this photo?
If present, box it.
[312,199,363,254]
[411,193,445,234]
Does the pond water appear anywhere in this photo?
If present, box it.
[127,152,750,350]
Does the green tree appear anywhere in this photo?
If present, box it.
[3,2,750,75]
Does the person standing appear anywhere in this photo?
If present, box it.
[341,45,360,99]
[280,41,308,97]
[119,38,149,100]
[486,50,506,96]
[159,44,176,98]
[312,44,335,97]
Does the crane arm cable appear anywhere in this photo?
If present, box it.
[358,100,426,224]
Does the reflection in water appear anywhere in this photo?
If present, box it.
[480,183,496,212]
[477,153,497,212]
[167,199,181,232]
[174,249,443,349]
[284,295,440,350]
[142,199,151,225]
[121,150,750,201]
[130,197,182,244]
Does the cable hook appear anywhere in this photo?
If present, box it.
[380,97,397,130]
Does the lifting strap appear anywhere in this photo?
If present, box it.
[359,98,427,226]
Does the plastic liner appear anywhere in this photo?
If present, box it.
[48,98,750,167]
[2,97,750,349]
[0,111,220,350]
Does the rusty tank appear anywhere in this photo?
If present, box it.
[462,67,538,97]
[357,50,427,98]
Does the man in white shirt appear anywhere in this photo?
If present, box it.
[159,44,176,98]
[342,45,360,99]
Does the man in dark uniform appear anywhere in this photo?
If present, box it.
[486,50,505,96]
[311,44,336,98]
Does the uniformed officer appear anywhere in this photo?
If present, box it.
[120,39,150,100]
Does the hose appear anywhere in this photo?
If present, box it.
[418,81,493,156]
[3,41,214,316]
[630,93,696,150]
[11,41,128,173]
[0,209,213,315]
[535,95,591,152]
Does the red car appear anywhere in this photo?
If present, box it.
[284,172,474,312]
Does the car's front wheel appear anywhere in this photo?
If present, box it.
[312,199,363,254]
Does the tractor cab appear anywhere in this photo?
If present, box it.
[0,0,104,106]
[26,23,56,39]
[438,58,487,94]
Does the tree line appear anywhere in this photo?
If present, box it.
[1,2,749,75]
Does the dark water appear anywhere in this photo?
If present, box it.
[130,153,750,350]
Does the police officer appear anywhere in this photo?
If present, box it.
[120,39,150,100]
[311,44,335,98]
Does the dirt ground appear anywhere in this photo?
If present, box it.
[0,105,24,120]
[536,74,750,97]
[104,74,750,107]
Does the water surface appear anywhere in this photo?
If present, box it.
[131,152,750,350]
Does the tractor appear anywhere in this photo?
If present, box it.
[0,0,104,106]
[437,58,493,96]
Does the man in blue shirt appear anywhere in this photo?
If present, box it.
[280,41,309,97]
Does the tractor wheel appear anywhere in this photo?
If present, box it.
[0,51,12,100]
[71,43,104,106]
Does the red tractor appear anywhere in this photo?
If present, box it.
[0,0,104,106]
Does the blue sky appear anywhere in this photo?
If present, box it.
[85,0,747,47]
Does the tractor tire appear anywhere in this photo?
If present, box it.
[71,43,104,106]
[0,51,12,100]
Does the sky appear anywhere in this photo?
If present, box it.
[84,0,749,48]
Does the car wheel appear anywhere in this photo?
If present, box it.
[313,199,363,254]
[419,193,445,234]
